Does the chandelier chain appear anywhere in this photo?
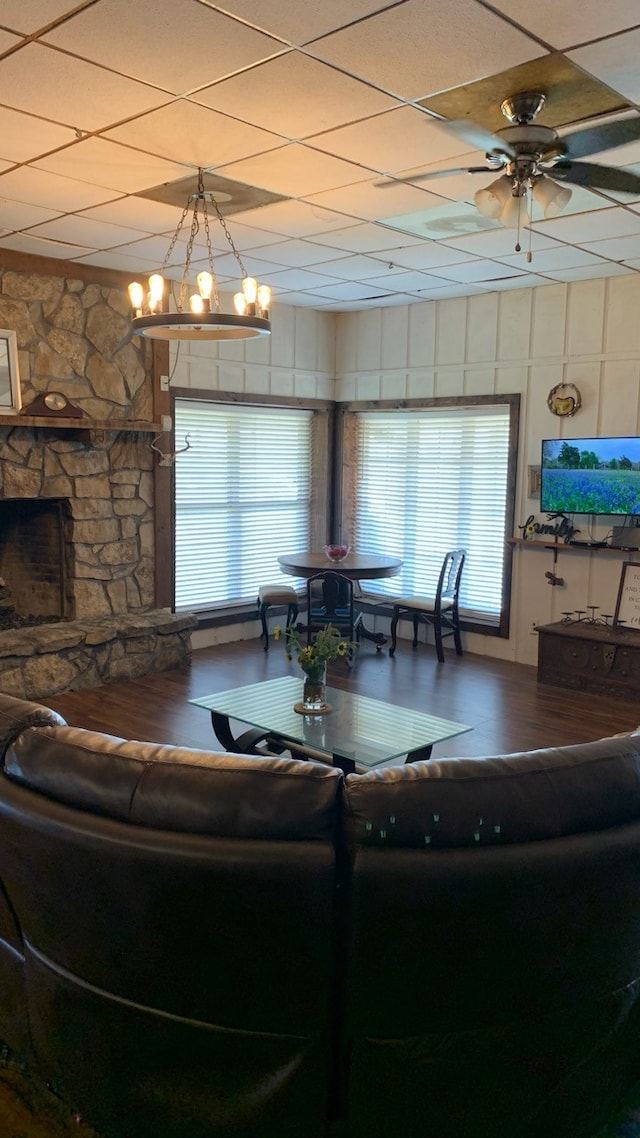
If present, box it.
[159,200,191,279]
[177,205,201,312]
[202,204,220,311]
[209,194,248,278]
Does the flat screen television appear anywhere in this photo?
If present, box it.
[540,437,640,516]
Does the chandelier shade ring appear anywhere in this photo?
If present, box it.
[127,170,271,342]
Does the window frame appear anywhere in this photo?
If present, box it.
[335,393,520,639]
[169,387,334,617]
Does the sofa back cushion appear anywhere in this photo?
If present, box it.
[6,723,340,840]
[344,735,640,848]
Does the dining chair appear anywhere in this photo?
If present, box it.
[389,549,466,663]
[306,570,357,657]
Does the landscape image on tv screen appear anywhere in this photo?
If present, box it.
[540,437,640,515]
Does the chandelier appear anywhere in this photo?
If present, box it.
[127,170,271,341]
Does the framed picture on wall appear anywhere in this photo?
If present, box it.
[614,562,640,628]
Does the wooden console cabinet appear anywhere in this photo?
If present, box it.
[537,621,640,701]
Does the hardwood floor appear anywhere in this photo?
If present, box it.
[48,635,640,760]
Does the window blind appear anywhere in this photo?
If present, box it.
[354,406,511,624]
[174,400,312,610]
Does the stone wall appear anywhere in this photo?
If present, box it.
[0,267,152,420]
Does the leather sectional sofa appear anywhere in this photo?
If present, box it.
[0,690,640,1138]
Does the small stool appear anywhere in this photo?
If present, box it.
[257,585,298,651]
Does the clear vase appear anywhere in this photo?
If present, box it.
[302,669,326,711]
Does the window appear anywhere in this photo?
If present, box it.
[174,400,313,611]
[349,399,518,629]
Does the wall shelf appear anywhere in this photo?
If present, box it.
[508,538,640,556]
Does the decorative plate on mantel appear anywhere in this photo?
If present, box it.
[20,392,85,418]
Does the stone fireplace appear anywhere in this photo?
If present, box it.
[0,497,69,624]
[0,259,195,700]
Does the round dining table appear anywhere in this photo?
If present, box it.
[277,551,402,647]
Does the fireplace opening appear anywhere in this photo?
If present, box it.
[0,498,71,629]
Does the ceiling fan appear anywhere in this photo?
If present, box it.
[378,92,640,234]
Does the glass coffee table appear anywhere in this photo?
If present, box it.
[190,675,471,773]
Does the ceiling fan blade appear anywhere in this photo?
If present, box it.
[374,166,490,188]
[442,119,516,159]
[551,161,640,194]
[562,115,640,160]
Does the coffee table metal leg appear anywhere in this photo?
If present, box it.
[210,712,287,756]
[404,744,433,763]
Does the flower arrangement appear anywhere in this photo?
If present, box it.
[275,622,351,682]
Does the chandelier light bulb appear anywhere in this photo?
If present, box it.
[197,271,213,300]
[128,281,144,313]
[148,274,165,311]
[257,284,271,314]
[189,294,205,315]
[242,277,258,305]
[234,291,248,315]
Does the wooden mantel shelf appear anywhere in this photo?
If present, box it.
[0,414,162,432]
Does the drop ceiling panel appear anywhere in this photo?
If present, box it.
[192,53,398,138]
[0,232,91,258]
[490,0,640,50]
[381,244,480,270]
[0,107,78,164]
[305,179,449,224]
[35,138,189,194]
[42,0,284,94]
[0,31,21,51]
[0,199,61,231]
[0,0,83,34]
[578,234,640,260]
[226,199,352,237]
[570,30,640,106]
[309,0,542,101]
[534,205,640,244]
[217,144,376,198]
[431,260,529,283]
[105,102,283,168]
[243,238,355,268]
[360,269,454,291]
[309,107,472,173]
[25,215,150,249]
[419,53,628,133]
[0,166,117,211]
[497,246,611,272]
[202,0,404,45]
[78,197,185,234]
[0,43,168,131]
[543,263,634,282]
[309,223,426,254]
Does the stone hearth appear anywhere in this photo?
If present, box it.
[0,611,196,700]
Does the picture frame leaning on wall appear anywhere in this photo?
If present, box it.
[613,561,640,629]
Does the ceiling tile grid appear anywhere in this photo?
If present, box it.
[0,0,638,309]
